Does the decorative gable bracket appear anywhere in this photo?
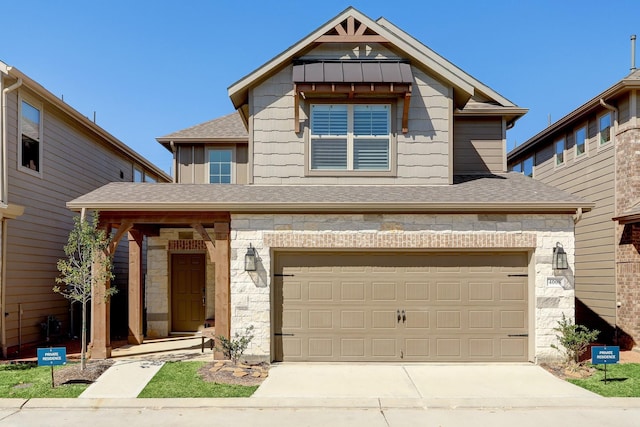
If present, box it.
[314,16,390,44]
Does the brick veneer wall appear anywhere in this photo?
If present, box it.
[615,124,640,347]
[230,213,575,362]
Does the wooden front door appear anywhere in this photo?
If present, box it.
[171,254,206,332]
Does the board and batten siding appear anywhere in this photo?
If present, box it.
[532,115,617,328]
[250,64,451,184]
[453,117,504,174]
[3,88,140,349]
[176,144,248,184]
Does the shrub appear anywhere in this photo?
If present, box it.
[216,325,255,364]
[551,313,599,365]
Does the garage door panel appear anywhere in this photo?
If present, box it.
[274,252,528,362]
[341,282,365,300]
[372,338,397,357]
[468,310,494,329]
[469,282,493,301]
[341,311,366,329]
[372,282,397,300]
[404,282,429,301]
[500,310,526,329]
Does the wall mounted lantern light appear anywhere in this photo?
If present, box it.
[552,243,568,270]
[244,244,257,271]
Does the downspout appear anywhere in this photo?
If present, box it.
[600,97,620,345]
[169,141,177,183]
[1,75,23,357]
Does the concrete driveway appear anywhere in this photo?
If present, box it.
[252,363,600,400]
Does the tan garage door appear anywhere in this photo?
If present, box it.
[273,251,528,362]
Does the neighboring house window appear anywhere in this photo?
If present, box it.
[575,126,587,157]
[144,175,157,183]
[509,162,522,173]
[555,138,565,166]
[208,148,232,183]
[523,155,534,177]
[310,104,390,171]
[133,167,144,182]
[599,113,612,145]
[19,98,43,175]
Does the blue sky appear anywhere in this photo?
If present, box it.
[2,1,638,174]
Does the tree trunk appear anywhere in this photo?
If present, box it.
[81,299,87,371]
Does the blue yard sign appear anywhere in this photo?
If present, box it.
[591,346,620,364]
[37,347,67,366]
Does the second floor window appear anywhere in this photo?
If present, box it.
[20,99,42,174]
[310,104,390,171]
[555,138,565,166]
[523,156,534,177]
[208,149,232,183]
[599,113,612,145]
[575,126,587,157]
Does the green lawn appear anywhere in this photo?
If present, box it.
[0,363,87,398]
[568,363,640,397]
[138,361,258,398]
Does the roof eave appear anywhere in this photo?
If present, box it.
[509,79,640,160]
[67,201,593,214]
[3,65,171,182]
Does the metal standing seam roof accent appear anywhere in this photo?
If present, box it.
[67,173,593,213]
[292,61,413,84]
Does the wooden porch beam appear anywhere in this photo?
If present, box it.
[191,223,216,262]
[108,220,133,256]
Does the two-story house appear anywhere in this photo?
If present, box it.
[0,61,170,357]
[69,8,591,363]
[508,67,640,350]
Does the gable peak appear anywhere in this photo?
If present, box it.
[315,15,388,44]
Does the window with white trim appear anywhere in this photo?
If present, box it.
[310,104,390,171]
[133,166,143,182]
[555,138,565,166]
[523,155,534,177]
[19,98,43,174]
[208,148,233,183]
[599,113,612,145]
[575,126,587,157]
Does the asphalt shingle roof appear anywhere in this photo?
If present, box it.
[68,173,592,213]
[158,112,247,140]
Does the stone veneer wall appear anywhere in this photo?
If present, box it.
[229,213,576,363]
[615,122,640,348]
[145,229,216,338]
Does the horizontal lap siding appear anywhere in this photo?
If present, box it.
[4,90,133,349]
[251,62,451,184]
[453,118,504,174]
[534,125,616,326]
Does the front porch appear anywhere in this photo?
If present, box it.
[90,211,231,359]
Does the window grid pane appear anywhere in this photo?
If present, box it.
[209,149,233,184]
[311,105,348,136]
[311,139,347,169]
[354,138,389,169]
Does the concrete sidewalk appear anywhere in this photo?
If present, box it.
[79,360,164,398]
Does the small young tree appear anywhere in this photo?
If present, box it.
[551,313,600,365]
[54,213,116,370]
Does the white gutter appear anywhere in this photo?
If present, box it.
[1,76,23,205]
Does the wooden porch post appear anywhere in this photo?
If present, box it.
[127,230,144,345]
[213,223,230,359]
[90,250,111,359]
